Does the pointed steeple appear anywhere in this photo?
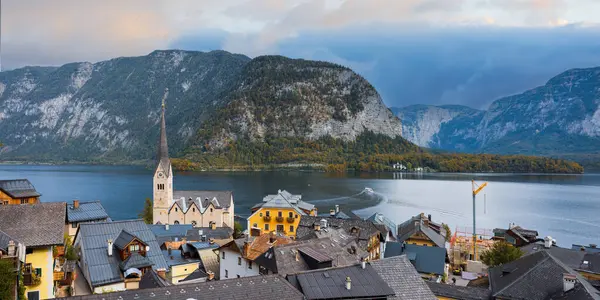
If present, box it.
[157,88,171,174]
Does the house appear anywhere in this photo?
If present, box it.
[385,242,448,280]
[0,202,66,300]
[74,220,169,294]
[367,212,397,256]
[297,216,386,260]
[286,262,396,299]
[65,200,110,238]
[493,223,539,247]
[248,189,317,238]
[181,241,220,280]
[161,246,203,284]
[253,237,367,277]
[392,163,407,170]
[184,224,233,246]
[152,95,234,227]
[320,204,361,220]
[65,274,305,300]
[138,269,171,289]
[148,223,233,249]
[488,250,598,299]
[425,281,491,300]
[397,213,446,248]
[0,179,41,205]
[218,233,293,279]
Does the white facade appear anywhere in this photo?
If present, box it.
[219,248,261,280]
[153,162,173,225]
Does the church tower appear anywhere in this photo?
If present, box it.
[153,88,173,224]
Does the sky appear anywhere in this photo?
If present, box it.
[2,0,600,109]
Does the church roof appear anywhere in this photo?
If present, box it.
[157,88,171,177]
[172,190,234,211]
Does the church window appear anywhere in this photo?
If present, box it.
[210,208,213,213]
[191,221,197,227]
[175,207,178,212]
[192,208,195,212]
[174,220,180,224]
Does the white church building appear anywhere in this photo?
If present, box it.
[152,89,234,228]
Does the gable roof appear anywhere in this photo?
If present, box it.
[384,243,446,275]
[67,201,109,223]
[369,255,437,300]
[66,274,304,300]
[0,179,40,198]
[297,216,383,251]
[172,190,233,210]
[288,264,395,300]
[180,268,208,282]
[426,282,491,300]
[367,213,398,236]
[223,234,294,261]
[0,202,65,247]
[251,190,314,215]
[119,252,154,271]
[396,215,445,248]
[113,229,143,250]
[76,219,168,287]
[254,237,367,277]
[139,269,171,289]
[521,242,585,270]
[489,250,600,300]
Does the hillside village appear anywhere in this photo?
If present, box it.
[1,99,600,300]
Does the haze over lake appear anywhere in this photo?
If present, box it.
[2,165,599,248]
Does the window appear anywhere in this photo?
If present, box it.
[289,225,294,233]
[191,221,197,227]
[423,243,428,246]
[288,212,293,218]
[252,223,258,228]
[157,184,164,190]
[34,268,42,277]
[264,224,269,231]
[210,208,213,213]
[259,213,263,217]
[295,214,298,218]
[174,220,180,224]
[27,291,39,300]
[278,211,282,217]
[238,257,242,265]
[276,225,284,232]
[24,263,32,273]
[26,248,34,255]
[192,208,195,212]
[129,244,140,252]
[248,261,253,269]
[266,211,270,216]
[71,222,78,228]
[222,251,225,259]
[175,207,178,212]
[21,199,28,204]
[225,270,228,278]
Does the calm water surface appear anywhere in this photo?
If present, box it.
[1,165,600,248]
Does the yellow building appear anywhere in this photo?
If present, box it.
[248,190,317,238]
[397,213,447,248]
[0,179,41,205]
[0,202,67,300]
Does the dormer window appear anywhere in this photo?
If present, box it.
[129,244,140,252]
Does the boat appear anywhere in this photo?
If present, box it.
[364,187,374,193]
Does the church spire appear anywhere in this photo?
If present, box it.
[157,88,171,173]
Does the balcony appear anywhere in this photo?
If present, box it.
[275,216,284,222]
[286,217,295,223]
[23,272,41,286]
[263,215,271,222]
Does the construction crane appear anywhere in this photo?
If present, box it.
[472,179,488,260]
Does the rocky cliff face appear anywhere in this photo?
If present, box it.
[0,51,402,162]
[394,67,600,156]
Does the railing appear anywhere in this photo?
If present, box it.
[286,217,295,223]
[263,215,271,222]
[23,273,41,286]
[275,216,284,222]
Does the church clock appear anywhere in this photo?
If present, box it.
[157,172,164,178]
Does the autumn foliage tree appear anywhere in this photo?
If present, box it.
[480,241,524,267]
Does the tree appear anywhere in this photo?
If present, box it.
[480,241,524,267]
[442,223,452,242]
[233,221,243,239]
[0,259,17,300]
[139,198,153,224]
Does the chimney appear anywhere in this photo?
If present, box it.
[345,277,352,290]
[211,222,216,230]
[107,239,113,256]
[330,209,336,216]
[243,241,250,258]
[320,219,328,229]
[156,268,167,279]
[199,229,204,236]
[563,273,576,293]
[165,224,170,231]
[335,205,340,213]
[73,200,80,209]
[361,259,366,269]
[7,240,16,257]
[428,214,432,222]
[544,236,553,249]
[207,271,215,281]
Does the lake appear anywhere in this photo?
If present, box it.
[1,165,600,248]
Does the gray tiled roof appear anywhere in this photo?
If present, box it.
[253,190,314,215]
[426,282,491,300]
[76,219,168,287]
[289,264,395,300]
[66,201,109,223]
[162,249,201,267]
[149,224,193,237]
[173,190,233,209]
[298,247,332,263]
[384,243,447,275]
[185,227,233,242]
[297,216,383,251]
[139,269,171,289]
[489,250,599,300]
[254,237,367,277]
[119,252,154,270]
[521,242,585,269]
[572,244,600,254]
[370,255,437,300]
[180,268,208,282]
[113,229,139,250]
[0,179,40,198]
[66,274,304,300]
[367,213,398,236]
[0,202,65,247]
[198,249,220,280]
[0,229,17,252]
[396,216,445,248]
[580,253,600,273]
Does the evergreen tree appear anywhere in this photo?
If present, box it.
[139,198,153,224]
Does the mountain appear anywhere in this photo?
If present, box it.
[0,50,402,163]
[393,67,600,159]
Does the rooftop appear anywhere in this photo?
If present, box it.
[573,244,600,254]
[396,214,445,248]
[139,269,171,289]
[172,190,233,210]
[384,243,447,275]
[66,274,304,300]
[66,201,109,223]
[0,202,65,247]
[179,268,208,282]
[367,212,398,236]
[0,179,40,198]
[251,189,315,215]
[162,249,201,267]
[149,224,194,238]
[369,255,437,300]
[76,219,168,287]
[296,216,384,250]
[287,264,395,300]
[521,242,585,270]
[225,233,294,261]
[426,282,491,300]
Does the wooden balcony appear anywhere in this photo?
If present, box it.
[275,216,284,222]
[286,217,295,223]
[53,271,65,281]
[263,215,271,222]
